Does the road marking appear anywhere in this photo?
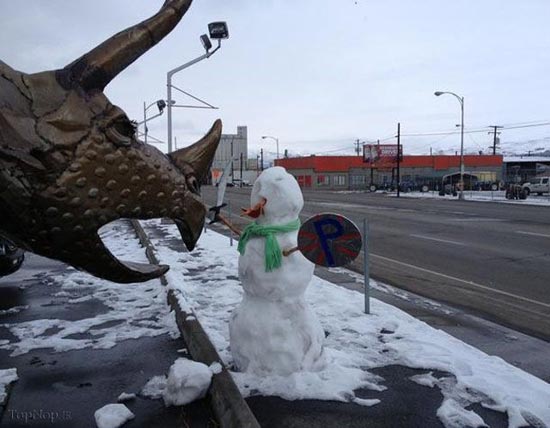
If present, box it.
[410,234,466,246]
[371,253,550,309]
[516,231,550,239]
[451,218,505,222]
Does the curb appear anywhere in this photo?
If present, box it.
[130,220,261,428]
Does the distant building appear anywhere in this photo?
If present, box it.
[275,155,504,190]
[212,126,247,171]
[211,126,248,183]
[503,156,550,183]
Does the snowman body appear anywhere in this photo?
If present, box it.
[229,167,325,375]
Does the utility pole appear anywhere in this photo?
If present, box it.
[230,137,234,184]
[260,148,264,171]
[396,123,401,198]
[355,139,361,156]
[239,152,243,186]
[489,125,502,155]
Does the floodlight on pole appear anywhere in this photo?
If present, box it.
[434,90,465,200]
[167,23,229,153]
[261,135,280,160]
[138,98,173,144]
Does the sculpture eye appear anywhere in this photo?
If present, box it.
[186,175,200,195]
[114,119,136,138]
[106,118,136,146]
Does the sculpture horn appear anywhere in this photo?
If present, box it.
[170,119,222,182]
[61,0,193,92]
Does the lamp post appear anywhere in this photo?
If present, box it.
[139,99,167,144]
[435,91,465,200]
[167,22,229,153]
[261,135,280,160]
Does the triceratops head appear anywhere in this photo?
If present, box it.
[0,0,221,283]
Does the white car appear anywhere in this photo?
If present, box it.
[522,176,550,195]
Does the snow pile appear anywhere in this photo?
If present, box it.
[163,358,213,406]
[146,219,550,428]
[0,368,18,404]
[0,220,178,356]
[94,404,134,428]
[0,305,29,316]
[140,375,167,400]
[116,392,136,403]
[140,359,219,406]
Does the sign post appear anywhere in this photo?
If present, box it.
[228,199,233,247]
[363,218,370,314]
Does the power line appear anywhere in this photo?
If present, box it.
[398,121,550,138]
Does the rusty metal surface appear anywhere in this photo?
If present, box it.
[0,0,222,283]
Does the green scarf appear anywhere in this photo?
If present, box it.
[237,218,301,272]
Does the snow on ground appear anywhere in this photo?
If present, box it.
[139,375,167,400]
[0,368,18,404]
[147,219,550,428]
[391,190,550,206]
[0,220,178,356]
[94,403,134,428]
[116,392,136,403]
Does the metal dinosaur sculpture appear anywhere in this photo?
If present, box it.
[0,0,222,283]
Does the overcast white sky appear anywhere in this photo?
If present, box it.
[2,0,549,159]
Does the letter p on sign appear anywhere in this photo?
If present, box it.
[298,213,362,267]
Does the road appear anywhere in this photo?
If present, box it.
[202,186,550,341]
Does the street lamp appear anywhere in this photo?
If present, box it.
[138,99,168,144]
[434,91,465,200]
[167,22,229,153]
[261,135,280,160]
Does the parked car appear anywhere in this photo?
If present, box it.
[522,177,550,196]
[0,237,25,277]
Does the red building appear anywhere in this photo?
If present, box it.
[274,155,503,190]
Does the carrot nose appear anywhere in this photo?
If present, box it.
[241,198,267,218]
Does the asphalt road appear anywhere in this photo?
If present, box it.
[202,186,550,341]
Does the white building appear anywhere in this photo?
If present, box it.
[212,126,248,171]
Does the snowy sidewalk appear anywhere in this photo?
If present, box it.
[0,221,215,428]
[143,219,550,428]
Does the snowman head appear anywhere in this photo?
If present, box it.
[245,167,304,226]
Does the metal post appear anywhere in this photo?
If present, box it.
[166,42,222,153]
[143,102,148,144]
[228,199,233,247]
[167,74,173,153]
[230,138,234,184]
[363,218,370,314]
[240,152,243,185]
[260,149,264,171]
[459,97,465,200]
[397,123,401,198]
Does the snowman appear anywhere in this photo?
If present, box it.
[229,166,325,375]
